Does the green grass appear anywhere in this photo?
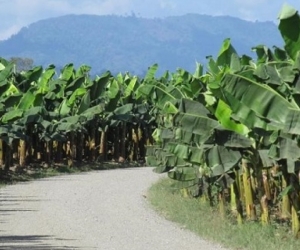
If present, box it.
[147,178,300,250]
[0,161,139,186]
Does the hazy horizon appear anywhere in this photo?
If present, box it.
[1,0,300,40]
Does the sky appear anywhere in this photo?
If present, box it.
[0,0,300,40]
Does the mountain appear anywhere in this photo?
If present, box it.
[0,14,283,75]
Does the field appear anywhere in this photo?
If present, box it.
[1,4,300,245]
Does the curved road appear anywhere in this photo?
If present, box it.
[0,167,227,250]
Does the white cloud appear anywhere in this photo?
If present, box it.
[0,24,23,41]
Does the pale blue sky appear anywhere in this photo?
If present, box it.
[0,0,300,40]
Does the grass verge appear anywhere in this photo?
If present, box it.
[0,162,140,186]
[147,177,300,250]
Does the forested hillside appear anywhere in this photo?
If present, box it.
[0,14,282,75]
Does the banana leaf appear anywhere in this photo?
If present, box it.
[174,98,220,137]
[278,4,300,60]
[168,166,198,181]
[217,38,237,67]
[216,73,299,131]
[60,63,74,81]
[89,71,111,102]
[0,63,13,82]
[204,145,241,177]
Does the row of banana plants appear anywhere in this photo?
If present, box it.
[145,5,300,237]
[0,59,157,172]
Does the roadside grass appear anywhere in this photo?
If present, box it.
[148,177,300,250]
[0,161,140,186]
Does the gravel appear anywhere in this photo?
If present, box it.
[0,167,227,250]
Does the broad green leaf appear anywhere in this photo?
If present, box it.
[113,103,133,115]
[124,77,138,97]
[89,71,111,102]
[273,46,288,61]
[230,53,241,72]
[268,136,300,160]
[21,106,47,124]
[76,64,91,77]
[278,4,300,60]
[81,104,105,121]
[194,62,203,78]
[206,56,220,75]
[168,143,189,160]
[108,79,120,99]
[217,38,237,67]
[3,94,22,108]
[65,76,86,94]
[60,63,74,81]
[252,45,274,63]
[144,64,158,80]
[174,99,220,136]
[1,109,23,123]
[214,99,249,135]
[163,101,178,114]
[258,150,276,168]
[168,166,198,181]
[17,87,35,110]
[77,91,91,115]
[0,63,13,82]
[22,66,43,84]
[217,73,297,130]
[67,88,87,106]
[215,130,252,148]
[58,99,71,117]
[205,145,241,176]
[37,65,55,94]
[5,81,19,95]
[152,128,162,143]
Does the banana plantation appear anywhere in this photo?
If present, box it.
[146,5,300,238]
[2,4,300,238]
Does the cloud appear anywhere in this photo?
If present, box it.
[0,24,23,41]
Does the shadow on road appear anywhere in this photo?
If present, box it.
[0,235,82,249]
[0,195,40,217]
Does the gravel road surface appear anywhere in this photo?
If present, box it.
[0,167,227,250]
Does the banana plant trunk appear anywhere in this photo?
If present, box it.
[289,174,300,238]
[76,132,83,163]
[282,177,291,219]
[139,125,146,162]
[4,142,12,172]
[99,130,107,162]
[242,158,256,220]
[281,164,291,219]
[45,141,53,166]
[231,180,243,224]
[67,132,76,167]
[0,139,3,167]
[56,141,63,163]
[113,125,120,161]
[19,140,26,167]
[119,122,127,163]
[260,195,270,225]
[219,191,226,219]
[89,125,96,162]
[132,125,139,161]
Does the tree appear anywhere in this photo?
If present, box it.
[9,57,34,72]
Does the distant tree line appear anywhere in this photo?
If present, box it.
[9,57,34,72]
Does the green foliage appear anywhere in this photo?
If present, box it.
[2,3,300,239]
[0,14,283,75]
